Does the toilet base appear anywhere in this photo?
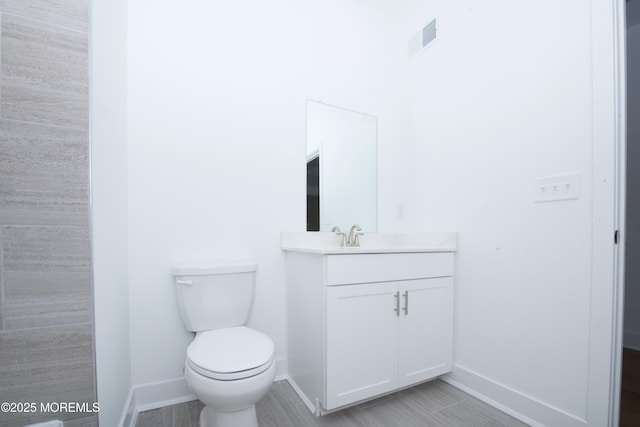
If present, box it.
[200,404,258,427]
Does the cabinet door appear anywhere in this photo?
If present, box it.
[326,282,399,409]
[398,277,453,388]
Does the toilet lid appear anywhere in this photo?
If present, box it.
[187,326,274,380]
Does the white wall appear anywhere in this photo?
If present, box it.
[625,21,640,350]
[90,0,131,425]
[126,0,404,386]
[396,0,617,425]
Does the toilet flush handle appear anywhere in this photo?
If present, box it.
[176,279,193,286]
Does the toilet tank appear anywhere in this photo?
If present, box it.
[173,261,258,332]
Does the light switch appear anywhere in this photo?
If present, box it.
[535,172,580,203]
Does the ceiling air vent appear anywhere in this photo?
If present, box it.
[422,19,437,47]
[408,18,437,58]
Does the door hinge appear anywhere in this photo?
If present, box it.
[614,229,619,244]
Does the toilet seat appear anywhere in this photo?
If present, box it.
[187,326,274,381]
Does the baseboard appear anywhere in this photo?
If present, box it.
[24,421,63,427]
[118,386,137,427]
[134,377,197,413]
[119,377,197,427]
[443,364,587,427]
[285,376,316,414]
[274,357,288,381]
[624,330,640,351]
[118,357,288,427]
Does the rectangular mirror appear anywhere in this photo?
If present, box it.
[306,100,377,232]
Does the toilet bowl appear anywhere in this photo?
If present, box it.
[173,262,275,427]
[184,326,275,427]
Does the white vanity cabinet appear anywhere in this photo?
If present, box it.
[285,250,454,414]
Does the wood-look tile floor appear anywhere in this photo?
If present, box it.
[621,348,640,427]
[136,379,529,427]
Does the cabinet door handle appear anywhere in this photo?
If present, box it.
[403,291,409,315]
[394,291,400,316]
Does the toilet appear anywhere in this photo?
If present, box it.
[173,261,275,427]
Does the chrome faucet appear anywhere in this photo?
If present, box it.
[331,226,347,247]
[347,224,363,247]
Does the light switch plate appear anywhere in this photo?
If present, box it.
[535,172,580,203]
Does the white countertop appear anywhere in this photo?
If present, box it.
[281,232,458,254]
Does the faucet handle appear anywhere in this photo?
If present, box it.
[347,224,363,247]
[353,232,364,247]
[331,226,347,247]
